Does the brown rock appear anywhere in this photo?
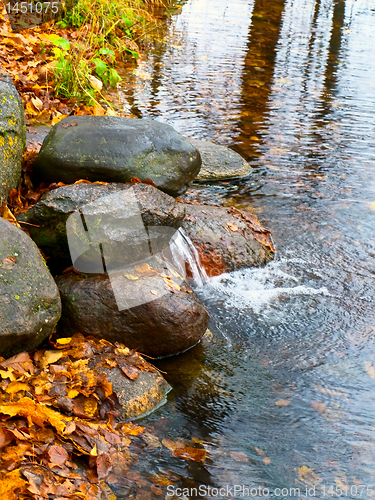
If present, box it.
[181,204,275,277]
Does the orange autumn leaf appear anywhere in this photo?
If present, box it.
[0,469,27,499]
[0,397,71,434]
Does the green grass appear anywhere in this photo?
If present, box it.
[51,0,173,104]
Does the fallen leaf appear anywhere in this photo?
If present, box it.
[254,446,266,456]
[263,457,271,465]
[40,350,63,368]
[230,451,249,462]
[299,465,313,475]
[365,361,375,379]
[275,399,290,406]
[226,222,239,232]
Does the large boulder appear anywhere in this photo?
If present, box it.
[189,139,251,181]
[0,218,61,357]
[181,204,275,277]
[17,182,185,274]
[55,267,210,358]
[0,69,25,203]
[32,116,201,196]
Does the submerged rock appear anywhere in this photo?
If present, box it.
[55,266,209,359]
[189,139,251,181]
[0,218,61,357]
[17,182,185,273]
[0,68,25,203]
[32,116,201,196]
[181,204,275,276]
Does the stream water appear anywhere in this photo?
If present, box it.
[114,0,375,497]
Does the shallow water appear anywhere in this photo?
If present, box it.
[115,0,375,497]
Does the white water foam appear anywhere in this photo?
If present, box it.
[200,259,331,314]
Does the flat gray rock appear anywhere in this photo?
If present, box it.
[32,116,202,196]
[0,69,25,202]
[0,218,61,357]
[189,139,251,181]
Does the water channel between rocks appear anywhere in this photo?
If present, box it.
[111,0,375,496]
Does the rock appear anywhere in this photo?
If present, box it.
[0,218,61,357]
[55,266,210,358]
[32,116,201,196]
[17,182,185,274]
[0,69,25,203]
[102,365,171,419]
[181,204,275,276]
[189,139,251,181]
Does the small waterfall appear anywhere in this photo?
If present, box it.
[166,228,208,288]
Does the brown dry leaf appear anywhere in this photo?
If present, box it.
[172,445,207,462]
[230,451,249,462]
[275,399,290,406]
[263,457,271,465]
[2,255,16,270]
[151,484,163,496]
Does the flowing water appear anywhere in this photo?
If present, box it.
[114,0,375,497]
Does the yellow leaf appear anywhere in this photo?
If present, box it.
[335,478,349,492]
[51,113,68,126]
[84,397,98,417]
[150,290,158,295]
[0,469,27,499]
[56,337,72,345]
[40,350,63,368]
[0,368,16,381]
[124,273,139,280]
[299,465,313,475]
[90,444,98,456]
[370,202,375,211]
[0,397,71,434]
[5,381,29,394]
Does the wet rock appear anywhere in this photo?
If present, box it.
[181,204,275,276]
[55,266,209,358]
[0,218,61,357]
[189,139,251,181]
[17,182,185,273]
[0,68,26,203]
[102,365,171,419]
[32,116,201,196]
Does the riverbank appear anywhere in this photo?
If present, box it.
[0,0,178,124]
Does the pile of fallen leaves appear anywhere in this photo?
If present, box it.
[0,334,208,499]
[0,9,126,123]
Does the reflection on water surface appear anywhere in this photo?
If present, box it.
[114,0,375,497]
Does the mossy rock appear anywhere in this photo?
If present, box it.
[0,69,25,203]
[0,218,61,357]
[32,116,201,196]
